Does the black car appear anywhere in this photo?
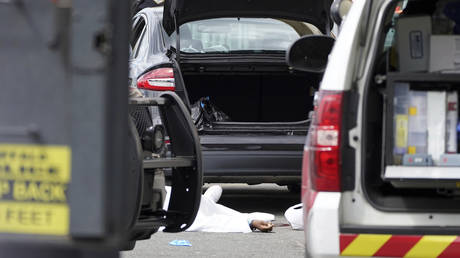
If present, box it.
[129,0,333,189]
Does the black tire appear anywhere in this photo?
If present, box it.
[123,117,144,233]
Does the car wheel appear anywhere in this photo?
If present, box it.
[124,117,144,233]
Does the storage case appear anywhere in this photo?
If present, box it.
[396,16,431,72]
[393,82,410,159]
[429,35,460,73]
[446,91,458,153]
[407,90,427,154]
[383,72,460,188]
[427,91,446,163]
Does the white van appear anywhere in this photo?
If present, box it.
[287,0,460,257]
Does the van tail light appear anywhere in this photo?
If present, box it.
[137,68,175,91]
[301,148,318,216]
[302,90,343,193]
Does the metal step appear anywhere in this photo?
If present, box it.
[384,166,460,189]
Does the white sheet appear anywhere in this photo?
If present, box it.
[163,186,274,233]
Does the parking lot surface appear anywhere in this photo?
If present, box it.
[122,183,304,258]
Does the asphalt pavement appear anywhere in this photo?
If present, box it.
[121,183,304,258]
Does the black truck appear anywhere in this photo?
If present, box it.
[0,0,202,254]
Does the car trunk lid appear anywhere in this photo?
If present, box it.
[162,0,333,35]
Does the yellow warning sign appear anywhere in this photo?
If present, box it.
[0,201,68,235]
[0,144,71,236]
[0,144,70,182]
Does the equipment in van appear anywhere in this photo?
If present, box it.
[392,83,458,164]
[402,154,433,166]
[429,35,460,73]
[439,153,460,166]
[393,82,410,161]
[386,78,460,187]
[407,90,428,154]
[427,91,446,163]
[446,91,458,153]
[396,15,431,72]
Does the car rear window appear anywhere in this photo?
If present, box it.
[169,17,321,54]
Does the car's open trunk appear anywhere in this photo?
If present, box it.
[180,60,319,132]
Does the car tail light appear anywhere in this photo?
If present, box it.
[137,68,175,91]
[302,90,343,193]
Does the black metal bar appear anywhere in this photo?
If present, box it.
[387,72,460,83]
[159,92,202,233]
[128,97,170,106]
[143,157,195,169]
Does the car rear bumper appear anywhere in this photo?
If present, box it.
[305,192,341,258]
[305,191,460,257]
[200,135,304,184]
[339,233,460,257]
